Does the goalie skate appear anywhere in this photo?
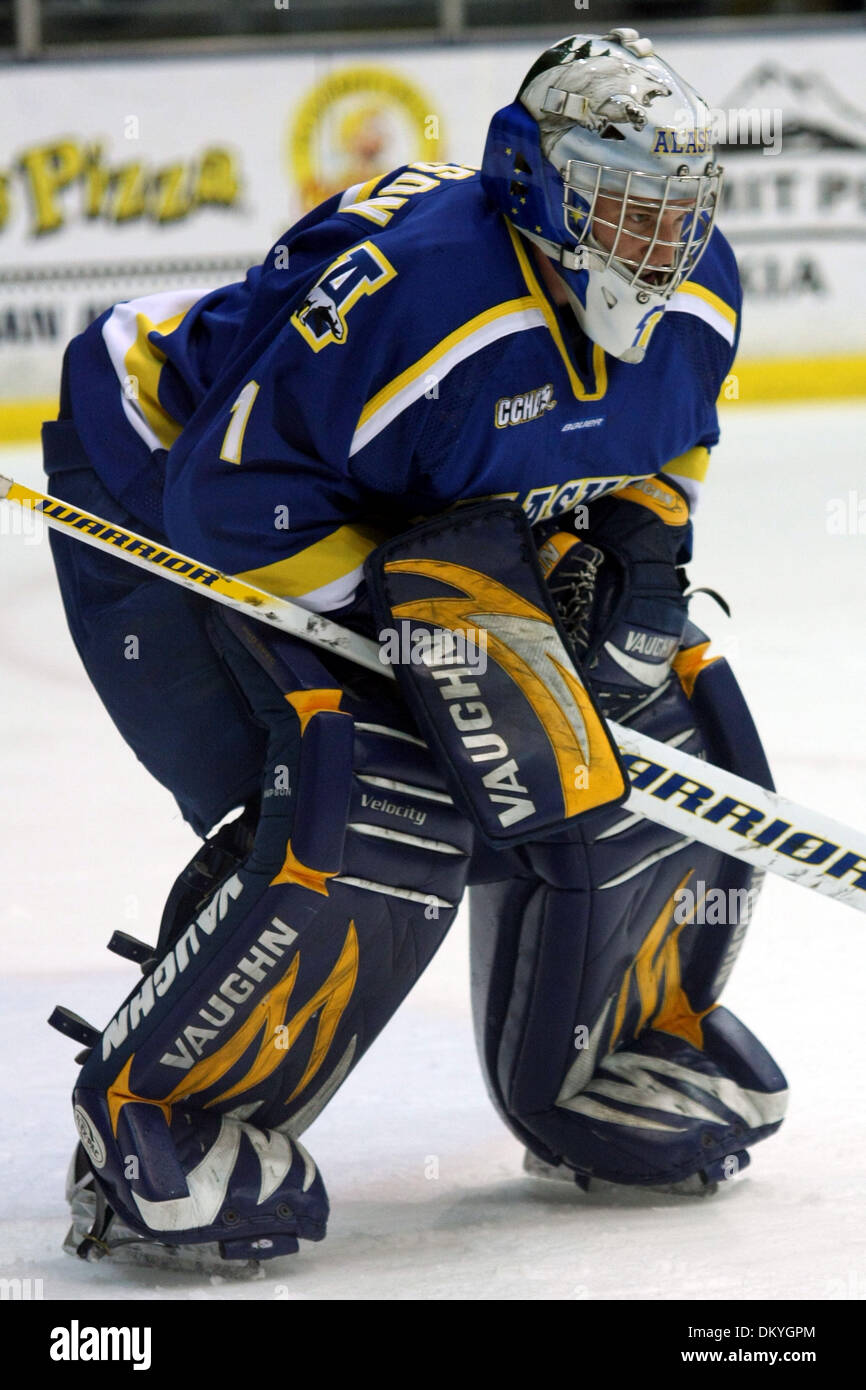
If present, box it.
[522,1148,721,1198]
[63,1145,266,1279]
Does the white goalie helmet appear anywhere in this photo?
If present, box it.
[481,29,724,362]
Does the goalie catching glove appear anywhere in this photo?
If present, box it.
[536,474,692,721]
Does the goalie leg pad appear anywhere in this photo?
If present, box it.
[70,611,473,1258]
[469,632,789,1189]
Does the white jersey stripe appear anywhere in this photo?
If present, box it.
[666,293,735,347]
[286,563,366,613]
[664,471,701,511]
[349,305,546,457]
[101,289,212,453]
[338,181,370,210]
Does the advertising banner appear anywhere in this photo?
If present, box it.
[1,31,864,412]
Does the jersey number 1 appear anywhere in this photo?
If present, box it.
[219,380,260,465]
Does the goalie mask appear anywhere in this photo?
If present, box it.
[481,29,723,363]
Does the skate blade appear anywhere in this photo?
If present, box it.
[522,1149,577,1183]
[64,1181,267,1279]
[522,1149,719,1198]
[62,1220,265,1279]
[583,1173,720,1199]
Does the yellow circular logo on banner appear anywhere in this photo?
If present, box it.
[288,65,442,211]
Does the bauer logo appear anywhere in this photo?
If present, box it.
[73,1104,106,1169]
[50,1320,152,1370]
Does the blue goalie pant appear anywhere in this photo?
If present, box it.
[469,627,789,1190]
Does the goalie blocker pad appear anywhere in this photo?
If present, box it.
[364,501,628,847]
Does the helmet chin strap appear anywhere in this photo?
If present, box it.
[518,227,664,365]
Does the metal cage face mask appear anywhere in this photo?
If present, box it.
[562,159,723,297]
[480,28,728,361]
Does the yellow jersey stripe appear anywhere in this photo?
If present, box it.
[675,281,738,329]
[124,310,187,451]
[662,446,711,483]
[351,297,545,456]
[235,521,385,600]
[505,220,608,403]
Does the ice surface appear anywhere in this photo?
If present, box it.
[2,405,865,1301]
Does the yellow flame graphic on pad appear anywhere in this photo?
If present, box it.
[107,921,358,1135]
[609,872,716,1052]
[385,557,626,815]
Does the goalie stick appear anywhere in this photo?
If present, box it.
[4,471,866,914]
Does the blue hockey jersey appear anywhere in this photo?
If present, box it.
[60,160,741,614]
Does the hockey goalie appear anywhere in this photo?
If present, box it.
[43,28,788,1271]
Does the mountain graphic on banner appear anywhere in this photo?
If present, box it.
[717,64,866,153]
